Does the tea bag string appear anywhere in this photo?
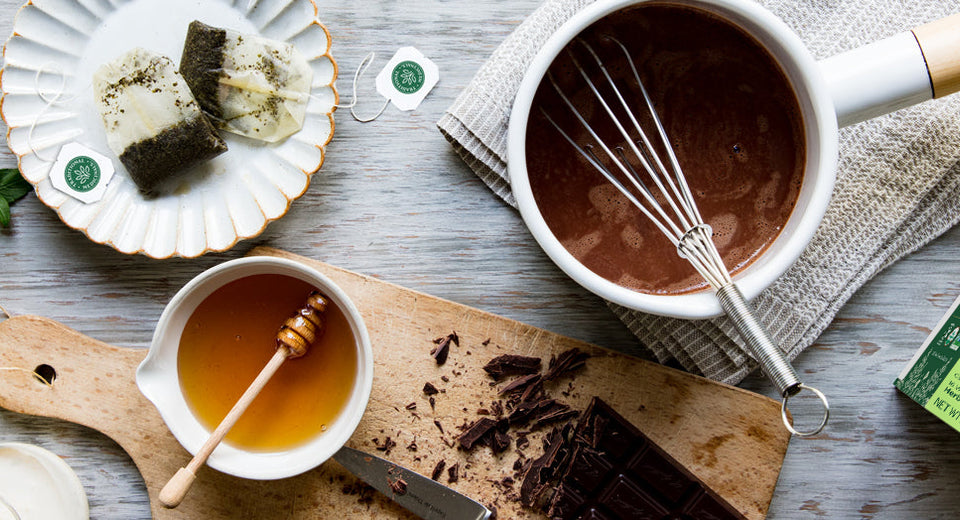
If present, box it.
[332,52,389,123]
[0,304,53,388]
[27,63,89,163]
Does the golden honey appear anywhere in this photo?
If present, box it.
[177,273,357,452]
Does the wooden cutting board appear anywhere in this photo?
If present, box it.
[0,247,790,519]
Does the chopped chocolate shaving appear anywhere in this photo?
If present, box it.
[501,476,515,487]
[431,460,446,481]
[423,382,439,396]
[483,355,541,380]
[482,338,491,346]
[491,430,512,454]
[491,400,504,417]
[519,379,544,403]
[388,476,407,496]
[447,462,460,483]
[431,338,451,365]
[374,436,397,455]
[544,348,590,381]
[441,375,450,383]
[433,419,444,434]
[516,433,530,451]
[519,425,572,507]
[458,418,497,451]
[342,481,376,505]
[477,408,491,415]
[406,439,418,451]
[429,396,436,410]
[509,397,555,426]
[535,407,579,426]
[430,332,459,365]
[499,373,541,395]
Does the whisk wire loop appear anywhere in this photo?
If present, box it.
[581,38,702,231]
[606,38,705,227]
[539,97,681,243]
[565,41,694,240]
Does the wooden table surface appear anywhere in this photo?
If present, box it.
[2,0,960,518]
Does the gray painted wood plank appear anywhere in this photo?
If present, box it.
[1,1,959,518]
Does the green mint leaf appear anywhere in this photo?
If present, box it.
[0,168,31,203]
[0,197,10,227]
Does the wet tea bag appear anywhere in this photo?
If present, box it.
[93,48,228,196]
[179,21,313,142]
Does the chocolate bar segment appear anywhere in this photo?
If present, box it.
[545,397,745,520]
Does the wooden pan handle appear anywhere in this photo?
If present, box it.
[913,13,960,98]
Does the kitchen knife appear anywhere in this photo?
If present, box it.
[333,446,493,520]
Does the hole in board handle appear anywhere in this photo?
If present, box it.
[33,364,56,385]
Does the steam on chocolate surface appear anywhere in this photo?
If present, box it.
[526,3,805,295]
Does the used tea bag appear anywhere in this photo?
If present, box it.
[93,48,228,196]
[179,21,313,142]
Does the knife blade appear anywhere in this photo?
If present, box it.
[333,446,492,520]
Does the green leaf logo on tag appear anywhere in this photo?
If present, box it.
[64,156,100,193]
[391,60,425,94]
[375,47,439,112]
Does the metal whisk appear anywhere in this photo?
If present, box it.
[543,37,829,436]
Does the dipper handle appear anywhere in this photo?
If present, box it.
[159,347,291,508]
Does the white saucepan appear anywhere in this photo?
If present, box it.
[508,0,960,319]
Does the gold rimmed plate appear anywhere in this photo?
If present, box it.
[1,0,337,258]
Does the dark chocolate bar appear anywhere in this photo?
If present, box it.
[545,398,746,520]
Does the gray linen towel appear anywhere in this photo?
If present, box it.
[438,0,960,384]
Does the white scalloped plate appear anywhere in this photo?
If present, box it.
[1,0,337,258]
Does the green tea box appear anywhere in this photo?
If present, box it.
[895,294,960,432]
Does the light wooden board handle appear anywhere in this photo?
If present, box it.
[914,13,960,98]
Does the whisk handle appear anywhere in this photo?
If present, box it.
[715,283,799,396]
[716,283,829,437]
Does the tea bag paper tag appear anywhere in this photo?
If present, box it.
[48,143,115,204]
[375,47,439,111]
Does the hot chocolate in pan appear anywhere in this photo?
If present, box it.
[526,3,805,295]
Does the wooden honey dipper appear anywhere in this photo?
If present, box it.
[159,291,329,508]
